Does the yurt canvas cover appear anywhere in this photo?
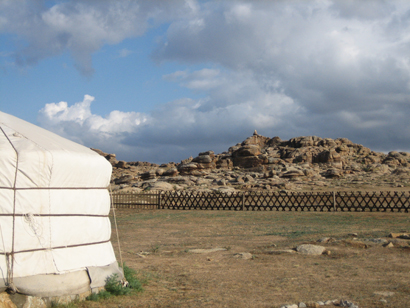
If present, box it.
[0,111,122,297]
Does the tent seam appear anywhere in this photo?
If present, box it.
[0,239,111,255]
[0,126,19,293]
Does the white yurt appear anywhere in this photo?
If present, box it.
[0,111,122,298]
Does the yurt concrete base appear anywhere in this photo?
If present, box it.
[0,263,123,308]
[0,290,94,308]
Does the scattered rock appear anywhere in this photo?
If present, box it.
[281,299,358,308]
[188,248,227,254]
[389,232,410,239]
[338,300,358,308]
[389,238,410,247]
[373,291,395,297]
[317,237,334,244]
[365,238,388,245]
[296,244,326,255]
[280,304,298,308]
[265,249,296,255]
[233,252,253,260]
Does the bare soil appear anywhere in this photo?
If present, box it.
[78,209,410,308]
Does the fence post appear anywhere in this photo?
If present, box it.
[158,191,162,209]
[333,191,336,211]
[242,193,245,211]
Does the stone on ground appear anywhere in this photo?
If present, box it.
[188,248,227,254]
[296,244,326,255]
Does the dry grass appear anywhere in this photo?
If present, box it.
[76,209,410,308]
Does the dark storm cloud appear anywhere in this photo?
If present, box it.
[0,0,195,75]
[23,0,410,162]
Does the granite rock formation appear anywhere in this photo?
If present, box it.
[92,133,410,192]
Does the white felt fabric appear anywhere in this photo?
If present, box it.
[0,111,117,293]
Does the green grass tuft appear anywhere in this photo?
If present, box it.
[104,274,131,296]
[123,264,143,291]
[86,264,143,302]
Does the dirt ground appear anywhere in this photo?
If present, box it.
[79,209,410,308]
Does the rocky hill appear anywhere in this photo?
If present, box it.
[93,131,410,192]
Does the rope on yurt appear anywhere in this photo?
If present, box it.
[0,224,5,256]
[109,186,128,286]
[0,224,9,290]
[0,127,18,293]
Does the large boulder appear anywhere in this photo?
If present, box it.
[383,151,408,166]
[324,168,341,178]
[232,144,265,168]
[116,160,128,168]
[178,163,198,175]
[106,153,118,166]
[314,149,342,168]
[114,174,134,184]
[296,244,326,255]
[282,169,305,178]
[163,167,178,177]
[233,145,261,157]
[232,156,262,168]
[140,171,156,180]
[145,181,174,191]
[192,155,213,164]
[288,136,321,148]
[241,134,270,148]
[216,156,233,169]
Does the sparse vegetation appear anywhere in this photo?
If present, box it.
[85,264,143,302]
[50,301,79,308]
[107,208,410,308]
[150,243,161,254]
[49,209,410,307]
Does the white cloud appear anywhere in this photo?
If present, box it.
[37,86,300,162]
[38,95,148,152]
[41,95,94,124]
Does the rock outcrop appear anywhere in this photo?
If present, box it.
[92,133,410,192]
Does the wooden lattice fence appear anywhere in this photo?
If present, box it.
[110,191,159,209]
[110,190,410,212]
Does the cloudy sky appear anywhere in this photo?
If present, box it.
[1,0,410,163]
